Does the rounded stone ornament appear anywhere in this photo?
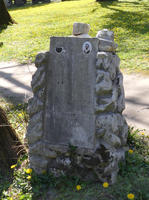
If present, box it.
[96,29,114,41]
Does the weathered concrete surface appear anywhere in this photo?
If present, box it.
[0,62,36,102]
[123,73,149,133]
[44,37,99,148]
[0,62,149,135]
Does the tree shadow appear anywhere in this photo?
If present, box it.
[0,86,31,103]
[0,171,13,198]
[102,8,148,34]
[0,63,35,104]
[0,25,8,33]
[124,96,149,128]
[123,81,149,130]
[97,0,147,8]
[96,0,118,8]
[95,0,149,34]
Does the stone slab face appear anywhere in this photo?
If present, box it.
[44,37,99,148]
[26,25,128,184]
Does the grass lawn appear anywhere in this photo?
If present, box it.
[0,0,149,72]
[0,0,149,199]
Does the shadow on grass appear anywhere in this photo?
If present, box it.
[97,0,148,8]
[96,0,118,8]
[0,171,13,199]
[103,9,148,34]
[96,0,149,34]
[0,25,8,34]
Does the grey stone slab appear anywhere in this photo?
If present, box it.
[44,37,99,148]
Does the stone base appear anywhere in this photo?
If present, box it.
[29,120,127,184]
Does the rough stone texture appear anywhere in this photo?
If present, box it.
[96,29,118,52]
[26,52,49,145]
[73,22,90,36]
[26,25,128,184]
[96,29,114,41]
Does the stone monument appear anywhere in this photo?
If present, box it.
[26,23,128,183]
[14,0,26,6]
[4,0,12,7]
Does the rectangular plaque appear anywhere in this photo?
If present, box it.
[44,37,99,148]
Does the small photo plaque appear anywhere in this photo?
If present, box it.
[82,41,92,55]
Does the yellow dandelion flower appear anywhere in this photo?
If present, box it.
[25,168,32,174]
[128,149,133,154]
[140,132,145,135]
[18,113,22,117]
[76,185,81,191]
[27,175,31,180]
[103,182,109,188]
[10,164,17,169]
[10,197,13,200]
[127,193,135,199]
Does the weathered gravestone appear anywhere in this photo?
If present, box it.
[26,23,128,183]
[4,0,12,7]
[14,0,26,6]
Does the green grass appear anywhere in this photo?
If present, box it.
[0,98,28,144]
[0,99,149,200]
[0,0,149,72]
